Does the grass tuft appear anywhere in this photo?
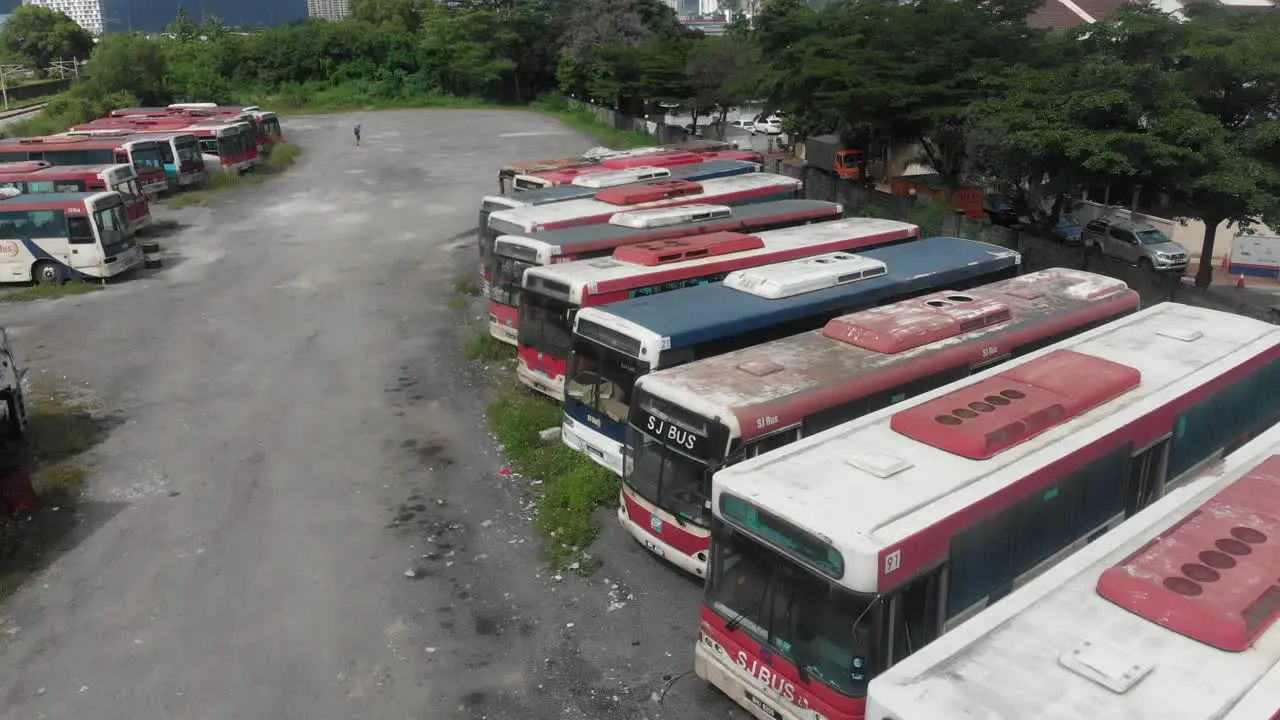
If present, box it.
[453,276,481,297]
[487,382,619,569]
[531,95,656,150]
[166,142,304,208]
[463,329,516,362]
[2,280,102,303]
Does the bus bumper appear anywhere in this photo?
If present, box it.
[695,642,805,720]
[617,502,707,577]
[488,320,518,346]
[516,362,563,401]
[561,417,623,474]
[177,172,203,187]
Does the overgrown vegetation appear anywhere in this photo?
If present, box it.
[532,95,654,150]
[166,141,303,207]
[463,330,516,362]
[486,382,618,569]
[0,387,107,597]
[1,279,102,302]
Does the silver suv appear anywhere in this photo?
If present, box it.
[1082,216,1189,273]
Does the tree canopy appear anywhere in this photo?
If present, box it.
[0,5,94,74]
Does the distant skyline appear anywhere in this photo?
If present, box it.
[3,0,307,31]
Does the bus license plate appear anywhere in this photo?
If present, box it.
[643,539,665,558]
[743,689,781,720]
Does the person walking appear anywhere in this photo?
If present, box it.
[354,124,362,146]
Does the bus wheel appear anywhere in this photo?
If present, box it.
[32,261,62,286]
[2,391,25,442]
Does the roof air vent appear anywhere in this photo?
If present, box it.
[608,204,733,229]
[572,166,671,189]
[845,450,912,478]
[1096,455,1280,652]
[1156,328,1205,343]
[823,290,1012,353]
[593,179,703,206]
[890,349,1141,459]
[737,360,784,377]
[1058,639,1153,693]
[724,253,888,300]
[612,231,764,266]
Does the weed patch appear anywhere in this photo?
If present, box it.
[487,383,618,569]
[532,95,655,150]
[453,276,481,297]
[0,387,108,596]
[464,329,516,362]
[1,280,102,303]
[166,142,303,207]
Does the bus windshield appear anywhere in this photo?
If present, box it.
[93,201,128,246]
[625,425,712,526]
[519,290,575,357]
[112,178,142,203]
[492,255,534,307]
[132,146,165,170]
[176,139,201,163]
[707,520,877,698]
[566,336,642,424]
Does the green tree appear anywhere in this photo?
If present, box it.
[0,5,94,74]
[166,8,200,43]
[85,34,170,105]
[1157,3,1280,287]
[686,35,761,133]
[350,0,423,33]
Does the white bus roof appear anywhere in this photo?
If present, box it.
[522,218,919,305]
[488,174,800,233]
[866,421,1280,720]
[637,269,1139,443]
[712,302,1280,592]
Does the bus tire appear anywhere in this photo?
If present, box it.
[2,390,26,442]
[32,261,62,286]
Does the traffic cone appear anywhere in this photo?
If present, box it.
[1236,273,1246,289]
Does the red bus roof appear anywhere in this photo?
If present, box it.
[0,163,125,179]
[0,135,155,151]
[593,179,704,206]
[612,231,765,266]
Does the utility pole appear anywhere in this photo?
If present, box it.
[47,58,79,81]
[0,65,26,112]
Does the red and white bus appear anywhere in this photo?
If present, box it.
[0,135,170,198]
[481,174,802,289]
[516,218,921,400]
[489,200,843,344]
[623,269,1140,577]
[512,150,763,191]
[190,120,261,170]
[867,419,1280,720]
[64,125,206,189]
[0,191,143,284]
[0,161,152,231]
[497,140,738,193]
[697,302,1280,720]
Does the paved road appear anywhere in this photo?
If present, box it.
[0,110,746,720]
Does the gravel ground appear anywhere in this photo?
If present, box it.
[0,109,748,720]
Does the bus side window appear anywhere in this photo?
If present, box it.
[28,210,60,235]
[0,211,24,239]
[746,428,801,459]
[53,181,83,193]
[28,181,55,193]
[67,216,95,245]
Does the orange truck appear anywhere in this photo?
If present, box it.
[804,134,866,181]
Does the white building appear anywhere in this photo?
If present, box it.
[22,0,103,35]
[307,0,351,20]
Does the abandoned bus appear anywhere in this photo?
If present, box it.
[488,197,834,344]
[496,140,737,193]
[619,269,1139,576]
[516,218,921,401]
[697,303,1280,720]
[0,191,142,284]
[481,174,802,289]
[0,134,170,198]
[477,160,762,280]
[567,236,1022,477]
[65,125,206,188]
[866,419,1280,720]
[0,162,152,231]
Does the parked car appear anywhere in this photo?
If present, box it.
[1081,216,1189,273]
[984,194,1021,227]
[753,115,783,135]
[728,119,755,133]
[1044,214,1084,245]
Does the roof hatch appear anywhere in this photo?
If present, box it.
[572,166,671,189]
[608,204,733,229]
[1096,454,1280,652]
[1000,268,1130,302]
[613,231,763,266]
[823,291,1012,353]
[594,179,703,206]
[889,349,1141,459]
[724,252,888,299]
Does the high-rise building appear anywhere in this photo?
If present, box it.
[306,0,348,20]
[23,0,104,34]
